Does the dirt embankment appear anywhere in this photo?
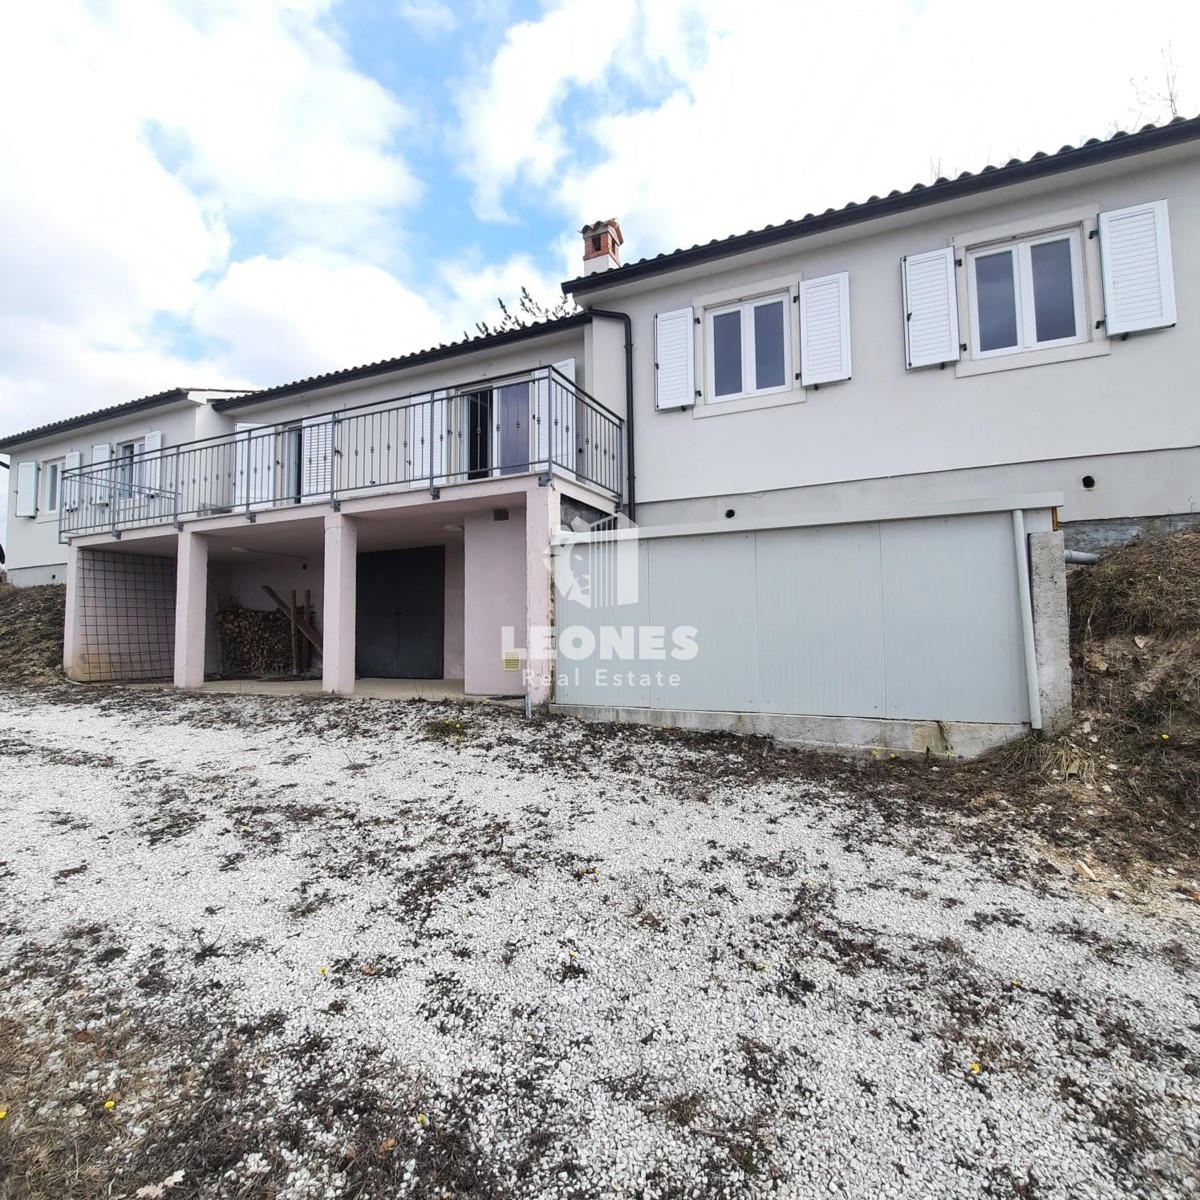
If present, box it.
[984,531,1200,881]
[0,584,64,688]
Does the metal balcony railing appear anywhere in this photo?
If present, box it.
[59,366,623,540]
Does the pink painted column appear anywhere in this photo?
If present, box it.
[63,543,83,679]
[525,485,560,706]
[322,512,357,694]
[174,528,208,688]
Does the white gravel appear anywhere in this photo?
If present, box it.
[0,687,1197,1199]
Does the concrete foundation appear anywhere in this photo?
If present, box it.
[1062,512,1200,554]
[549,703,1028,759]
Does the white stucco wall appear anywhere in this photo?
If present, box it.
[3,401,204,579]
[577,144,1200,525]
[463,508,526,696]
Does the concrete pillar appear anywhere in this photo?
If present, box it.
[525,486,561,706]
[174,529,209,689]
[63,543,83,679]
[322,512,357,694]
[1029,529,1072,736]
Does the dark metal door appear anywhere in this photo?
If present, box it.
[355,546,445,678]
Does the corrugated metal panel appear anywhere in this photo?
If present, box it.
[879,514,1028,722]
[755,524,885,716]
[646,534,758,711]
[555,511,1032,726]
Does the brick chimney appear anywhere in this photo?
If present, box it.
[581,218,623,275]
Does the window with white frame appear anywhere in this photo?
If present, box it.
[966,229,1086,358]
[43,459,63,513]
[706,292,790,401]
[116,438,145,498]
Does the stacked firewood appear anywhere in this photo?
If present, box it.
[215,607,293,677]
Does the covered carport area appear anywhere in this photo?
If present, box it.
[62,474,570,700]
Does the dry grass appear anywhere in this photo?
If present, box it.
[0,999,148,1199]
[979,532,1200,879]
[1069,530,1200,640]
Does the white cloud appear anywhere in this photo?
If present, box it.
[192,253,447,384]
[398,0,459,37]
[0,0,435,436]
[454,0,640,220]
[436,251,574,338]
[458,0,1200,266]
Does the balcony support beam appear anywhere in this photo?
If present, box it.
[63,543,84,680]
[322,512,357,695]
[525,486,560,707]
[174,528,209,689]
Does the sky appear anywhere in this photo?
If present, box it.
[0,0,1196,471]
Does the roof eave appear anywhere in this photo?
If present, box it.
[0,389,197,453]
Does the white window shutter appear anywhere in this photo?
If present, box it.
[533,373,550,467]
[549,358,576,475]
[143,429,163,495]
[406,393,447,486]
[1098,199,1176,336]
[431,390,448,481]
[902,248,960,369]
[15,461,38,517]
[799,272,851,385]
[655,307,695,409]
[90,443,112,507]
[236,423,277,507]
[300,417,332,498]
[63,450,82,511]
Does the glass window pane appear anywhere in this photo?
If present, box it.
[975,251,1019,351]
[753,300,786,389]
[47,465,59,510]
[712,311,743,396]
[1030,238,1077,343]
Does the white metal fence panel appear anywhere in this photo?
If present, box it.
[754,523,886,716]
[878,513,1028,722]
[554,511,1031,725]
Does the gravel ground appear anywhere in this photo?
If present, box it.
[1,688,1197,1200]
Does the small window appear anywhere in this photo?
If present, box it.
[43,460,63,513]
[967,230,1085,358]
[706,293,790,402]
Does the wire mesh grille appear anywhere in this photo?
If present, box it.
[76,550,175,682]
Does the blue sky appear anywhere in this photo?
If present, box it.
[0,0,1196,461]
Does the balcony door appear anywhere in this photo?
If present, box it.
[463,383,531,480]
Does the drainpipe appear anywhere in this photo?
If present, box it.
[586,308,635,522]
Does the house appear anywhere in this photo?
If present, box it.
[2,116,1197,755]
[542,117,1199,750]
[0,319,622,701]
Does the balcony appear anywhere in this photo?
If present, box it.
[60,366,622,540]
